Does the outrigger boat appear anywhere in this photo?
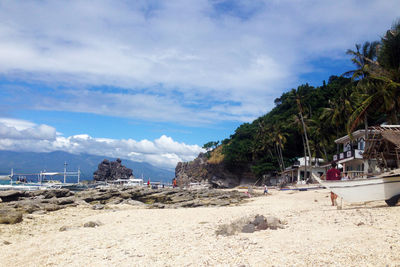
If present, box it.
[312,171,400,206]
[312,126,400,206]
[0,169,13,181]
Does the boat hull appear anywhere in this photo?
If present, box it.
[312,174,400,203]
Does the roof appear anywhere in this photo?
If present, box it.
[363,125,400,168]
[334,129,366,144]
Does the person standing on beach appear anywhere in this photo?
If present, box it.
[263,184,268,194]
[326,162,341,206]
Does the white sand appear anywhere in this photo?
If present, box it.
[1,188,399,266]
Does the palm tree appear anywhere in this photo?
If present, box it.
[343,41,379,80]
[348,21,400,132]
[271,124,287,172]
[374,21,400,123]
[255,120,288,173]
[343,41,379,137]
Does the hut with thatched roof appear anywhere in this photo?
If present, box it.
[363,125,400,171]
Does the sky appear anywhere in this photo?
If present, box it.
[0,0,399,170]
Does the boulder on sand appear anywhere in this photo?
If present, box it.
[0,209,23,224]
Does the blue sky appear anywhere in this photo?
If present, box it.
[0,0,398,170]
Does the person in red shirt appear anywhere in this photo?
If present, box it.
[326,162,341,206]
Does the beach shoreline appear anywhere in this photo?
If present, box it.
[0,188,399,266]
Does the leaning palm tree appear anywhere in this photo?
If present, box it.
[271,124,288,172]
[348,21,400,132]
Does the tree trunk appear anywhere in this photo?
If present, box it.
[278,139,285,170]
[299,110,312,168]
[275,144,283,172]
[364,112,369,140]
[391,109,399,124]
[302,134,307,181]
[323,146,328,161]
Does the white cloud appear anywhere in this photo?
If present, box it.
[0,118,36,131]
[0,118,203,169]
[0,1,398,123]
[0,118,56,140]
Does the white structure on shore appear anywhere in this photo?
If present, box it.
[281,157,326,183]
[332,129,380,178]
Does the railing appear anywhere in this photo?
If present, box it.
[333,149,364,162]
[345,170,367,179]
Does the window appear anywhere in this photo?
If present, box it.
[344,142,351,152]
[358,138,365,150]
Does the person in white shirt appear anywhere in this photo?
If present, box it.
[341,172,350,180]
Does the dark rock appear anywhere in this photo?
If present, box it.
[216,214,285,236]
[266,216,284,230]
[252,214,266,226]
[84,221,102,228]
[0,190,26,202]
[241,223,256,233]
[256,220,269,231]
[92,204,105,210]
[77,190,115,203]
[93,158,133,181]
[175,152,256,189]
[252,215,269,230]
[3,240,11,245]
[55,196,75,205]
[0,209,23,224]
[42,204,61,212]
[106,197,123,204]
[42,189,73,199]
[20,203,41,214]
[59,226,69,232]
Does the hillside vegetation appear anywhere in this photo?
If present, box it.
[205,20,400,179]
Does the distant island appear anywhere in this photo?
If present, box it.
[0,150,174,183]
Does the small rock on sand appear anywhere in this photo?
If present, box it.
[84,221,103,228]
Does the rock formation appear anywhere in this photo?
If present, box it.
[175,153,256,188]
[215,214,285,236]
[93,158,133,181]
[0,187,251,224]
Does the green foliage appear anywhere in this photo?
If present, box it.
[203,141,220,151]
[220,76,355,177]
[203,20,400,179]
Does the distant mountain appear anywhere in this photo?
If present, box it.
[0,150,174,183]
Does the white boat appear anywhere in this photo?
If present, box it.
[312,170,400,206]
[100,178,144,188]
[0,169,13,180]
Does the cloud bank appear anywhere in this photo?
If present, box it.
[0,118,203,169]
[0,0,398,124]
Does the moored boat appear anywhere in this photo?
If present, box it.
[312,171,400,206]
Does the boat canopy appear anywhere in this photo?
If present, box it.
[41,172,62,176]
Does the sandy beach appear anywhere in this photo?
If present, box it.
[0,188,399,266]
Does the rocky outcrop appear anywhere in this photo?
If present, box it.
[175,153,256,188]
[0,209,23,224]
[215,214,286,236]
[0,187,252,224]
[93,158,133,181]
